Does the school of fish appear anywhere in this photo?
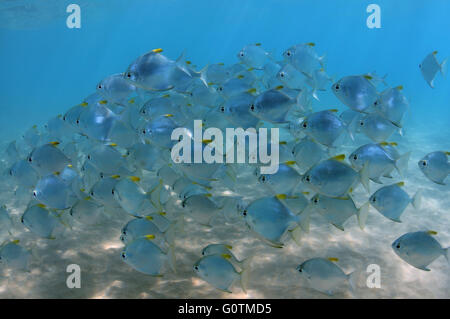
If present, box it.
[0,43,448,296]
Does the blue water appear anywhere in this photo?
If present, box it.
[0,0,448,298]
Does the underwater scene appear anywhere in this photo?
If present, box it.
[0,0,449,299]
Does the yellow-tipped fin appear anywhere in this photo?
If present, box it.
[275,85,284,90]
[80,188,85,192]
[284,161,296,166]
[433,50,438,55]
[221,253,232,259]
[164,114,174,117]
[185,60,191,65]
[237,75,244,79]
[307,42,315,47]
[36,203,47,208]
[247,67,254,71]
[145,234,155,240]
[204,193,213,197]
[12,240,20,244]
[328,109,339,113]
[276,194,287,200]
[84,196,91,201]
[396,85,404,90]
[67,164,73,168]
[302,191,310,195]
[162,94,170,98]
[225,245,233,250]
[129,176,141,182]
[49,141,60,146]
[80,102,88,107]
[152,48,163,53]
[99,100,108,105]
[108,143,118,147]
[327,257,339,262]
[54,171,60,176]
[396,181,405,187]
[279,141,287,145]
[332,154,346,161]
[445,151,450,156]
[128,98,135,104]
[255,43,261,46]
[145,216,154,221]
[217,62,224,66]
[111,175,121,179]
[247,88,257,94]
[159,212,167,216]
[364,75,373,80]
[427,230,438,235]
[202,139,213,144]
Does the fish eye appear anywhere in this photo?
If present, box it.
[194,265,199,270]
[111,189,115,195]
[9,169,13,176]
[142,129,146,135]
[335,84,340,90]
[76,119,80,125]
[359,121,364,126]
[201,251,205,255]
[126,72,132,78]
[63,115,66,121]
[239,51,244,57]
[33,191,37,197]
[28,157,32,163]
[243,210,247,216]
[371,197,376,203]
[121,252,126,259]
[218,87,223,92]
[250,104,255,111]
[90,191,94,196]
[97,84,102,89]
[313,198,319,204]
[302,122,307,128]
[279,72,285,78]
[298,268,302,272]
[100,172,104,178]
[305,175,311,182]
[20,216,24,223]
[220,106,225,112]
[181,201,186,208]
[353,155,358,160]
[87,155,91,160]
[396,243,400,249]
[421,160,427,167]
[261,175,266,182]
[374,101,378,106]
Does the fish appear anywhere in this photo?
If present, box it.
[237,43,272,69]
[200,244,248,270]
[418,151,450,185]
[33,174,78,210]
[69,197,106,226]
[193,253,250,293]
[220,93,259,128]
[299,110,349,148]
[113,177,158,217]
[308,194,369,230]
[121,236,175,276]
[296,257,356,296]
[96,73,137,106]
[373,85,409,128]
[27,143,71,177]
[283,42,325,76]
[242,195,308,247]
[140,114,180,149]
[86,144,131,175]
[181,193,222,226]
[332,75,378,113]
[368,182,422,222]
[349,143,410,183]
[419,51,447,88]
[291,137,327,173]
[120,216,171,249]
[276,63,308,90]
[256,162,302,195]
[9,159,40,189]
[392,231,449,271]
[303,155,369,198]
[250,87,299,123]
[21,204,63,239]
[358,113,399,143]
